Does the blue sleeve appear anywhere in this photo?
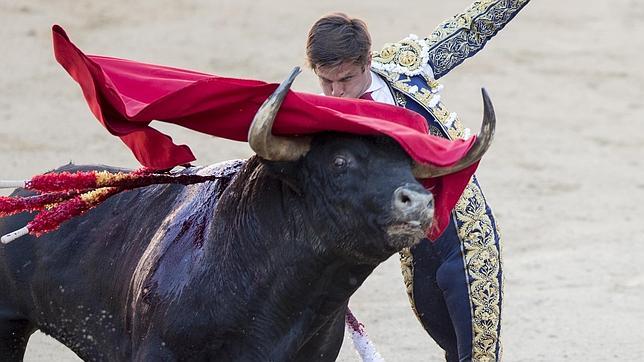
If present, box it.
[426,0,531,79]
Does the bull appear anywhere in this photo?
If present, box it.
[0,68,495,361]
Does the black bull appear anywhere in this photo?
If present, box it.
[0,69,494,360]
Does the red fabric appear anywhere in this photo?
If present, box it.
[51,25,479,240]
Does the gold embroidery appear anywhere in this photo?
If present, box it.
[431,102,466,140]
[372,36,428,76]
[426,0,498,45]
[448,119,466,140]
[378,42,400,63]
[398,248,421,320]
[381,73,466,140]
[399,50,420,68]
[426,0,531,78]
[391,78,440,111]
[372,1,530,79]
[393,90,407,107]
[369,4,524,357]
[431,102,451,124]
[455,181,501,361]
[381,68,502,360]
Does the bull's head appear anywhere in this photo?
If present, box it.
[247,67,495,263]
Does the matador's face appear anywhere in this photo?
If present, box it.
[314,60,372,99]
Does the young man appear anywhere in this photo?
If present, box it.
[306,1,530,361]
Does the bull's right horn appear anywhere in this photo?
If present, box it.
[412,88,496,179]
[248,67,312,161]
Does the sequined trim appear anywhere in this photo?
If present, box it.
[398,248,421,320]
[430,102,466,140]
[374,70,466,140]
[392,77,441,108]
[393,90,408,107]
[426,0,531,78]
[454,181,502,361]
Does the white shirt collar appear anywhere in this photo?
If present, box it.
[364,70,387,94]
[362,71,395,105]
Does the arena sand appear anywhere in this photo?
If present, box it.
[1,0,643,360]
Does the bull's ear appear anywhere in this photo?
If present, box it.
[260,159,303,194]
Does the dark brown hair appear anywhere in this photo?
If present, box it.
[306,13,372,69]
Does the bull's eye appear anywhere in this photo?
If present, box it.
[333,156,348,169]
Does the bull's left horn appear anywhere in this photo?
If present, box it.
[248,67,311,161]
[412,88,496,179]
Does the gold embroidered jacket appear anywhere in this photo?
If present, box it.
[371,1,530,360]
[371,0,530,140]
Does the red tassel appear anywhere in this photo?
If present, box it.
[0,190,83,217]
[3,168,222,241]
[27,188,117,236]
[25,169,214,193]
[27,172,98,192]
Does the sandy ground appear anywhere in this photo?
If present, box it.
[1,0,643,360]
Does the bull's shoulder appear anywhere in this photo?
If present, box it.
[183,159,245,178]
[49,159,246,179]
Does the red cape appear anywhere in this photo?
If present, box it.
[52,25,478,240]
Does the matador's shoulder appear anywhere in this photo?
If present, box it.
[371,34,431,78]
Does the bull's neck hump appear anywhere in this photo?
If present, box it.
[203,161,375,358]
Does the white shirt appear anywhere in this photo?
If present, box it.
[363,71,395,105]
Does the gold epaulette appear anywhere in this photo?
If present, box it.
[371,34,431,77]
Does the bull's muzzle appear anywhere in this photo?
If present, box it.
[392,185,434,225]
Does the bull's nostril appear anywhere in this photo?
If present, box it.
[393,186,433,214]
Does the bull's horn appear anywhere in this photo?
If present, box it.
[412,88,496,179]
[248,67,312,161]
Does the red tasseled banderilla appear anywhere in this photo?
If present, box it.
[1,169,224,243]
[345,308,385,361]
[26,171,99,192]
[0,189,84,217]
[26,187,118,237]
[24,170,221,192]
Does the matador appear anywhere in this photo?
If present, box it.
[305,1,531,360]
